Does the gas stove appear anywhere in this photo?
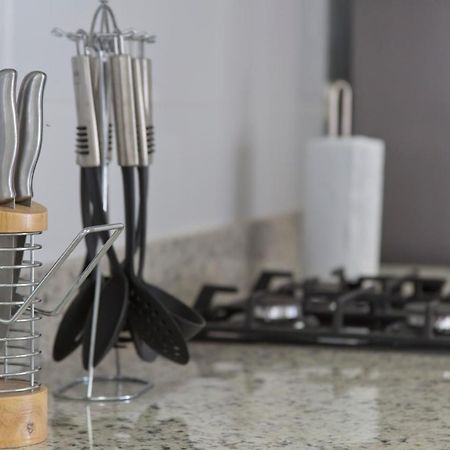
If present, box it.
[193,268,450,349]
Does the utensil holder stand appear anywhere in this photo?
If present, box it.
[53,0,154,402]
[0,199,123,445]
[0,202,48,448]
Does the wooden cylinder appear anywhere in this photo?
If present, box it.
[0,381,48,448]
[0,202,48,233]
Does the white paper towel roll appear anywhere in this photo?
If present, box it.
[304,81,385,279]
[304,136,385,278]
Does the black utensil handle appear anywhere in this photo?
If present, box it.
[122,166,136,276]
[84,166,122,271]
[80,168,97,267]
[137,166,148,278]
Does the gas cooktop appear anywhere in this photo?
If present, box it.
[193,269,450,349]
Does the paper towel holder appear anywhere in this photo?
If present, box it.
[328,80,353,137]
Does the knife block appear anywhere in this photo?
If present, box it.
[0,201,48,448]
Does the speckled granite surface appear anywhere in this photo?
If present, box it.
[24,342,450,450]
[16,213,450,449]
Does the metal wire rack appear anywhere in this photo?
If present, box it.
[0,222,123,396]
[0,232,42,394]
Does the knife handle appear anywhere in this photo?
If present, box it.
[15,71,46,204]
[110,54,139,167]
[72,55,101,167]
[140,58,154,162]
[0,69,17,204]
[132,58,148,167]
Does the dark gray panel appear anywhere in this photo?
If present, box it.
[352,0,450,264]
[328,0,352,81]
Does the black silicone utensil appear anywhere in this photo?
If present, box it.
[121,169,189,364]
[81,167,129,369]
[127,55,205,361]
[53,53,102,362]
[85,158,188,364]
[55,52,129,368]
[122,168,205,361]
[109,43,193,364]
[53,171,97,362]
[128,54,157,362]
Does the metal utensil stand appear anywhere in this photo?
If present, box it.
[52,0,156,402]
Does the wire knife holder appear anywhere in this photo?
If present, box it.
[52,0,156,402]
[0,199,122,448]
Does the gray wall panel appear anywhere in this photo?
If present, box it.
[352,0,450,264]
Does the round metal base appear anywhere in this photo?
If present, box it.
[53,375,152,402]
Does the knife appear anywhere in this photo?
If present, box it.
[0,69,18,350]
[1,71,47,352]
[0,69,18,206]
[15,71,46,206]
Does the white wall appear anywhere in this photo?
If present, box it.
[0,0,328,263]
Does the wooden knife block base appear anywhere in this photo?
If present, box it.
[0,201,48,233]
[0,381,47,448]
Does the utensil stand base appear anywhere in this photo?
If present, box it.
[54,375,152,402]
[0,381,47,448]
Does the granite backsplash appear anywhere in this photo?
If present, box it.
[37,211,302,362]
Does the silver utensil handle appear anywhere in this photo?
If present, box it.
[132,58,148,167]
[110,54,139,166]
[0,223,124,324]
[15,71,46,203]
[72,55,101,167]
[0,69,17,204]
[140,58,154,161]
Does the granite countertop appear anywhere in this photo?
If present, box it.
[25,342,450,450]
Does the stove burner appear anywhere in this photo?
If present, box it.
[193,269,450,350]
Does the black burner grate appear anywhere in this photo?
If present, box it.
[193,269,450,350]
